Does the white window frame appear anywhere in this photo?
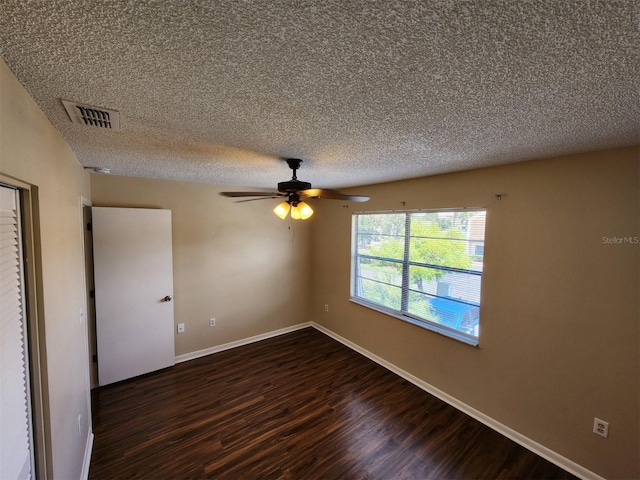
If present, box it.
[350,208,486,346]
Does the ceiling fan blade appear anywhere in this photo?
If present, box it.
[299,188,370,202]
[219,191,282,198]
[235,196,285,203]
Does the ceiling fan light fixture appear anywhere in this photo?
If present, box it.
[290,204,301,220]
[297,202,313,219]
[273,201,290,219]
[288,201,313,220]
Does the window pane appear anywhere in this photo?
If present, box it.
[358,258,403,287]
[409,212,481,271]
[408,266,481,305]
[408,291,480,336]
[407,290,438,322]
[356,213,405,260]
[357,213,406,237]
[356,277,403,311]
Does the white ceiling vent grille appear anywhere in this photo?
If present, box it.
[61,100,120,131]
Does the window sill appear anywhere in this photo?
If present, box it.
[349,297,479,347]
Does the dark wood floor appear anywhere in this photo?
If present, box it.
[89,328,577,479]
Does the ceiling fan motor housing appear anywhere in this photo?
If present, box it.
[278,179,312,193]
[278,158,311,196]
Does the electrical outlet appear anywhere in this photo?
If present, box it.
[209,318,216,327]
[177,323,185,334]
[593,417,609,438]
[324,304,329,312]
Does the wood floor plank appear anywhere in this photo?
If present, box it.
[89,328,577,479]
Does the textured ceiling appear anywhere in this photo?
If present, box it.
[1,0,638,189]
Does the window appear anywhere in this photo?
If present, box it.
[351,209,486,344]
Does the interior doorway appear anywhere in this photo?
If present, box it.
[0,179,50,479]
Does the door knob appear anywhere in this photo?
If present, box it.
[162,295,172,302]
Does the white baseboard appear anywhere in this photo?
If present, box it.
[175,322,312,364]
[310,322,604,480]
[81,430,94,480]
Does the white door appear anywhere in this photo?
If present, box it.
[92,207,175,386]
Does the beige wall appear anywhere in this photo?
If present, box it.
[90,175,311,356]
[310,147,639,479]
[1,59,92,478]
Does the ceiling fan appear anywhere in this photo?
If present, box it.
[220,158,370,220]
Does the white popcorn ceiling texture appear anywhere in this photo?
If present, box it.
[0,0,638,189]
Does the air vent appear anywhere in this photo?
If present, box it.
[61,100,120,131]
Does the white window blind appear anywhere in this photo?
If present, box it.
[0,184,34,480]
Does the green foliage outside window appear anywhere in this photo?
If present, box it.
[368,221,471,290]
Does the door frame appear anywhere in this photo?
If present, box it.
[0,174,52,479]
[81,198,98,389]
